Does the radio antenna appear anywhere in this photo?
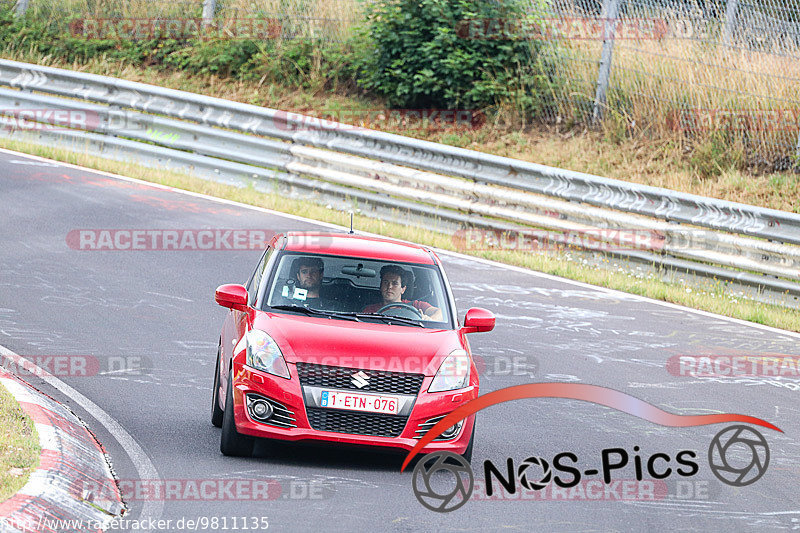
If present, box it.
[349,211,355,234]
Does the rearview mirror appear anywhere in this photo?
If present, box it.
[462,307,495,333]
[215,284,249,312]
[341,264,376,278]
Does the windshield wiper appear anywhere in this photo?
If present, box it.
[348,313,425,327]
[270,306,424,327]
[269,305,360,322]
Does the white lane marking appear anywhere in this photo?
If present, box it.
[7,159,61,167]
[2,145,799,343]
[145,291,193,302]
[0,344,163,530]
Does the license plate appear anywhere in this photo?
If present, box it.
[319,390,400,415]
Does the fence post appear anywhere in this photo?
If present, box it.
[721,0,738,45]
[202,0,217,27]
[592,0,621,125]
[14,0,29,16]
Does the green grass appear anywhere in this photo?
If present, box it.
[0,382,39,503]
[1,135,798,333]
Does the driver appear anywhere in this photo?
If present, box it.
[362,265,443,321]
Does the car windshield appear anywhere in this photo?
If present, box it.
[263,252,452,328]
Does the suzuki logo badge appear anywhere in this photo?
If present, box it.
[351,371,369,389]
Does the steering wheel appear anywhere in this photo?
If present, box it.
[376,302,424,319]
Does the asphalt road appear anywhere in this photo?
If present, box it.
[2,149,800,532]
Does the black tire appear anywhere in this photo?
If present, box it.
[220,372,254,457]
[462,418,476,463]
[211,344,224,428]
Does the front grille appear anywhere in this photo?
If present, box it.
[296,363,424,395]
[306,407,408,437]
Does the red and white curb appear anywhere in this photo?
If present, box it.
[0,370,123,533]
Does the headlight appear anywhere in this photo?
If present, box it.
[246,330,290,379]
[428,349,470,392]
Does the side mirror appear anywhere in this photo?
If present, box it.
[462,307,495,333]
[215,284,249,312]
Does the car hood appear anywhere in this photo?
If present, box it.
[254,312,463,376]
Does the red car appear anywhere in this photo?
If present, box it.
[211,232,495,459]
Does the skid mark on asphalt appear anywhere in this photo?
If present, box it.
[225,472,381,490]
[542,340,677,355]
[40,294,184,311]
[450,282,643,302]
[146,291,194,302]
[628,381,702,390]
[461,295,619,321]
[174,340,217,350]
[621,503,800,530]
[438,254,497,270]
[542,373,582,382]
[1,259,189,312]
[0,308,85,352]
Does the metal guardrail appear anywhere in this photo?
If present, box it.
[0,59,798,304]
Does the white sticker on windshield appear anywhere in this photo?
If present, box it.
[282,286,289,297]
[293,287,308,301]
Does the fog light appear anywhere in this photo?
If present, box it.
[440,421,462,439]
[251,399,273,420]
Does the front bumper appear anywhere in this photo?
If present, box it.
[230,363,477,454]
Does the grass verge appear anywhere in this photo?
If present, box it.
[0,381,39,503]
[1,135,798,333]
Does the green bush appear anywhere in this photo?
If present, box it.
[357,0,556,117]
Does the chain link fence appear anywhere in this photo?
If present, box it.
[8,0,800,167]
[533,0,800,168]
[214,0,362,41]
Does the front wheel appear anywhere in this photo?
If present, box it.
[220,372,254,457]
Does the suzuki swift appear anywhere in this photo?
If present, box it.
[212,232,495,459]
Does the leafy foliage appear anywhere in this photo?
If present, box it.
[0,4,358,91]
[357,0,556,117]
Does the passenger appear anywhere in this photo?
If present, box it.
[295,257,324,299]
[288,257,342,310]
[362,265,443,321]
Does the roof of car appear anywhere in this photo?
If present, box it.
[281,232,436,265]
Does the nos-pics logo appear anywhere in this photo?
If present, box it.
[412,425,770,513]
[402,384,781,513]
